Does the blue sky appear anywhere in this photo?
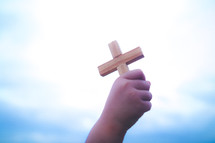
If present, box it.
[0,0,215,142]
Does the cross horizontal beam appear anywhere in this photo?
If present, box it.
[98,47,144,76]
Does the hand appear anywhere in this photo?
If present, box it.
[101,69,152,131]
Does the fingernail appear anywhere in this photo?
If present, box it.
[147,81,151,86]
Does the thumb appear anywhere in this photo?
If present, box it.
[121,69,146,80]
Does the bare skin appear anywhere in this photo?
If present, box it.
[86,69,152,143]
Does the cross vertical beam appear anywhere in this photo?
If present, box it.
[109,41,129,75]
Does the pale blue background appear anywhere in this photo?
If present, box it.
[0,0,215,142]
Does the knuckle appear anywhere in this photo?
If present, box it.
[140,91,152,101]
[145,102,152,111]
[129,89,137,97]
[121,80,132,89]
[140,101,152,113]
[144,81,150,90]
[147,92,152,100]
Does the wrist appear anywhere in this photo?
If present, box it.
[98,113,127,141]
[86,114,127,143]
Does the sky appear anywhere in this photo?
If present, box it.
[0,0,215,142]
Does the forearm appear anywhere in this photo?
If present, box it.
[86,115,127,143]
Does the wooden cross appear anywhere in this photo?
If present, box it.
[98,40,144,76]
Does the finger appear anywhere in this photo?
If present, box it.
[138,91,152,101]
[140,101,152,113]
[122,69,145,80]
[132,80,151,90]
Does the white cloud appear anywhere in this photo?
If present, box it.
[1,0,215,134]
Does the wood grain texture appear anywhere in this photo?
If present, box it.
[109,40,122,58]
[98,46,144,76]
[108,41,129,75]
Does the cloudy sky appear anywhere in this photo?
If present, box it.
[0,0,215,142]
